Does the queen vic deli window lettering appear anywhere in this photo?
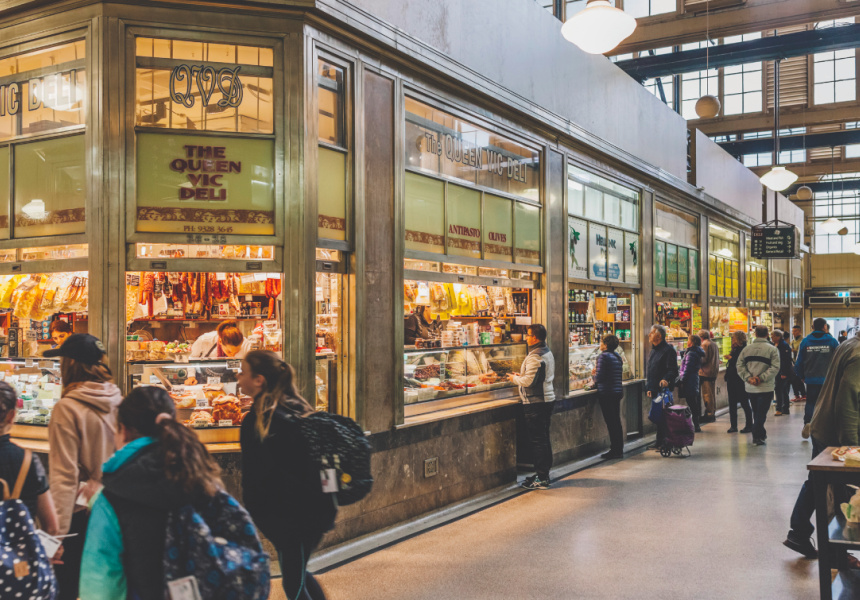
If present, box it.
[403,99,541,413]
[134,38,275,237]
[0,41,87,239]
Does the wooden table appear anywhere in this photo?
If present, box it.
[808,448,860,599]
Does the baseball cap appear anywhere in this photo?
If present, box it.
[43,333,107,364]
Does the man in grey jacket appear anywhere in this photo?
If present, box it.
[737,325,780,446]
[509,324,556,490]
[699,330,720,423]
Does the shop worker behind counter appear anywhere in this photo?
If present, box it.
[507,324,556,491]
[645,324,679,450]
[404,304,441,345]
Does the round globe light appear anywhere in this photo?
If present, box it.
[695,95,721,119]
[561,0,637,55]
[820,217,843,234]
[795,186,813,201]
[760,166,799,192]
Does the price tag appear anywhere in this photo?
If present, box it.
[495,299,505,307]
[28,374,39,383]
[24,359,34,368]
[150,375,160,384]
[26,330,37,341]
[245,294,253,301]
[196,398,208,408]
[515,316,532,326]
[216,272,227,281]
[218,420,233,427]
[240,274,256,285]
[130,365,144,375]
[39,360,52,369]
[254,272,268,282]
[320,468,338,494]
[207,377,221,385]
[226,359,241,371]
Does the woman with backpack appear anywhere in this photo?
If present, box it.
[80,386,246,599]
[239,350,337,600]
[677,334,706,433]
[43,333,122,600]
[593,334,625,460]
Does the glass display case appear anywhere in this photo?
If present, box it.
[4,358,62,426]
[315,353,337,412]
[403,343,527,405]
[568,345,633,392]
[127,359,252,430]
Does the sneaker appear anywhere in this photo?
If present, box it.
[727,427,738,433]
[783,534,818,559]
[802,423,811,439]
[521,476,550,490]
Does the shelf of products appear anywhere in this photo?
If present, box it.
[6,359,61,426]
[567,287,635,390]
[315,262,343,413]
[709,306,749,357]
[404,343,527,405]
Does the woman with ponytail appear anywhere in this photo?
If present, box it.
[239,350,336,600]
[79,386,222,600]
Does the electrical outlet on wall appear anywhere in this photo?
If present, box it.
[424,457,438,478]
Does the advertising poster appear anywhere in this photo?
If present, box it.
[624,232,639,285]
[678,247,689,289]
[666,244,678,288]
[655,241,666,287]
[589,223,607,281]
[568,217,589,280]
[689,250,699,290]
[607,228,623,282]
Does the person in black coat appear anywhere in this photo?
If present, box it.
[646,325,679,449]
[724,331,752,433]
[772,329,794,416]
[239,350,337,600]
[678,334,706,433]
[594,334,625,459]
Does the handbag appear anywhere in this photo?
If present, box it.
[648,388,673,425]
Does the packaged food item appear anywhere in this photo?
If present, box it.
[13,275,43,320]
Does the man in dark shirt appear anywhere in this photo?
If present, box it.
[645,324,679,449]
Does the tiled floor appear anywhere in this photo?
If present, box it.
[311,405,821,599]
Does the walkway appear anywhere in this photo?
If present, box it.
[315,407,821,599]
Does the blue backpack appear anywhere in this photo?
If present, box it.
[0,450,57,600]
[163,490,270,600]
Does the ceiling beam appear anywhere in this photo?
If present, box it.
[613,0,854,55]
[746,158,860,179]
[786,179,860,194]
[693,103,860,135]
[718,129,860,156]
[616,24,860,81]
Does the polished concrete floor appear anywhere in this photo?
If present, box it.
[313,404,822,600]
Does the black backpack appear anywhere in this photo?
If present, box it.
[279,411,373,506]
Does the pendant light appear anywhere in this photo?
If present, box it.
[695,2,720,119]
[820,147,843,234]
[561,0,637,55]
[760,55,798,191]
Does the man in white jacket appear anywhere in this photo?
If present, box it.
[508,324,556,490]
[737,325,780,446]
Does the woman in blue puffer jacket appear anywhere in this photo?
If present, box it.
[678,334,706,433]
[594,334,624,459]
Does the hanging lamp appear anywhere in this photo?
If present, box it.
[561,0,637,55]
[760,55,798,191]
[695,2,720,118]
[820,147,843,234]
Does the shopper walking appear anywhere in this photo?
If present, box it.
[795,317,839,440]
[508,324,556,490]
[679,335,705,433]
[737,326,780,446]
[698,330,719,423]
[594,334,624,459]
[239,351,337,600]
[838,330,848,344]
[789,325,806,402]
[724,331,752,434]
[784,330,860,558]
[645,325,679,450]
[772,330,794,416]
[44,334,121,600]
[79,387,227,600]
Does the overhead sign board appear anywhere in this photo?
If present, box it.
[751,224,799,259]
